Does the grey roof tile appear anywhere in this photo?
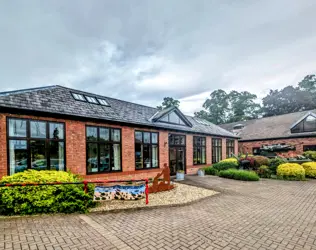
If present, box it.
[220,110,316,140]
[0,85,236,138]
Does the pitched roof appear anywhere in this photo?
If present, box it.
[219,109,316,141]
[0,85,236,138]
[150,106,193,127]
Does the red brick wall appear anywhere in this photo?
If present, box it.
[239,138,316,156]
[0,113,235,179]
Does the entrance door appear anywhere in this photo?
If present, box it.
[169,134,186,175]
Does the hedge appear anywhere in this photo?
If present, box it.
[212,161,238,172]
[303,151,316,161]
[203,166,218,175]
[218,169,259,181]
[302,162,316,178]
[277,163,305,181]
[0,170,95,215]
[257,165,272,178]
[269,158,287,174]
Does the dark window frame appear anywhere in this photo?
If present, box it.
[71,92,87,102]
[226,139,235,158]
[193,136,206,165]
[86,125,122,175]
[303,145,316,152]
[158,112,187,127]
[212,138,222,164]
[6,117,66,175]
[291,116,316,133]
[168,134,186,146]
[135,130,159,170]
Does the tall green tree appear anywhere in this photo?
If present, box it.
[227,91,261,122]
[194,90,260,124]
[298,74,316,93]
[262,85,316,117]
[157,97,180,110]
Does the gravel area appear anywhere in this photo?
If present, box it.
[90,182,218,212]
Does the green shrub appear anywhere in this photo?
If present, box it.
[303,151,316,161]
[218,169,259,181]
[0,170,95,215]
[203,166,218,175]
[220,158,238,164]
[277,163,305,181]
[302,162,316,178]
[257,165,272,178]
[269,158,287,174]
[212,161,238,171]
[253,156,269,167]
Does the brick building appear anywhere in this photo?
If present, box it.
[220,110,316,157]
[0,86,238,180]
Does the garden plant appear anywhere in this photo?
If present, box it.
[0,170,95,215]
[277,163,305,181]
[302,162,316,178]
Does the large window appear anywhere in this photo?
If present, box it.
[303,145,316,151]
[135,131,159,169]
[193,136,206,165]
[86,126,121,174]
[291,115,316,133]
[7,118,65,175]
[159,111,186,125]
[226,139,235,158]
[212,138,222,163]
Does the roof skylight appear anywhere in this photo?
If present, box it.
[97,98,110,106]
[72,93,86,101]
[85,96,98,104]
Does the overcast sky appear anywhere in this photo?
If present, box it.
[1,1,316,114]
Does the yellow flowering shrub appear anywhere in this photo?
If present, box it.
[277,163,305,180]
[302,162,316,178]
[220,158,238,164]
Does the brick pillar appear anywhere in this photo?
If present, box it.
[222,139,227,160]
[206,136,212,165]
[159,131,169,169]
[0,114,7,178]
[66,121,86,175]
[234,139,239,156]
[186,134,193,169]
[122,127,135,172]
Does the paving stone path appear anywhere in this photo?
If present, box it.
[1,176,316,250]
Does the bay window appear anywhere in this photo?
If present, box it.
[7,118,65,175]
[86,126,121,174]
[135,131,159,169]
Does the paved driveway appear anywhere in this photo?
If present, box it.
[1,176,316,250]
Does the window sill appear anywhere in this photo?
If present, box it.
[135,167,160,171]
[86,170,122,175]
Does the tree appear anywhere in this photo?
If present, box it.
[227,91,261,122]
[194,89,260,124]
[261,85,316,117]
[298,74,316,93]
[157,97,180,110]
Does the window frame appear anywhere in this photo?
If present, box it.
[158,112,187,126]
[135,130,159,170]
[193,136,206,165]
[71,92,87,102]
[291,115,316,133]
[226,139,235,158]
[6,117,66,175]
[303,145,316,151]
[97,98,110,106]
[212,138,222,164]
[85,125,122,175]
[85,95,99,104]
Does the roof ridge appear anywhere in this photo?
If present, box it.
[221,109,316,126]
[55,85,158,111]
[0,85,57,96]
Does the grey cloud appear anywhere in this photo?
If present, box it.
[0,0,316,114]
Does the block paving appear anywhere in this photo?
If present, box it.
[1,176,316,249]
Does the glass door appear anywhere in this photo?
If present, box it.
[169,134,186,175]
